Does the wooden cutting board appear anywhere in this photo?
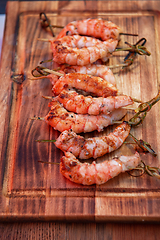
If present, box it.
[0,1,160,221]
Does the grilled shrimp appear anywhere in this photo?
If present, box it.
[56,18,121,41]
[60,151,140,185]
[50,35,118,65]
[52,72,118,97]
[55,122,131,159]
[62,64,116,86]
[45,99,127,133]
[57,89,133,115]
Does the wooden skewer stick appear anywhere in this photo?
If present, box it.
[31,66,63,78]
[40,68,63,77]
[38,160,59,165]
[37,38,51,42]
[120,33,138,36]
[109,63,129,69]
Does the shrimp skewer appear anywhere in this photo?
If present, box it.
[56,89,133,115]
[44,99,127,133]
[50,36,118,65]
[60,151,140,185]
[55,122,131,159]
[32,64,117,87]
[56,18,122,41]
[52,72,118,97]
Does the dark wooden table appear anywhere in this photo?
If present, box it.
[0,1,160,239]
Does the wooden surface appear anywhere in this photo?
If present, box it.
[0,0,160,223]
[0,221,160,240]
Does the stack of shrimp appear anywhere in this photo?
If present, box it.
[38,18,141,185]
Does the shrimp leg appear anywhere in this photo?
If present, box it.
[60,151,141,185]
[55,121,131,159]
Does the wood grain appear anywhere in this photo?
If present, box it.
[0,1,160,221]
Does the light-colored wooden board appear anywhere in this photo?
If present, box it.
[0,1,160,221]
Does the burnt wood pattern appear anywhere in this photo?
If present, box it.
[0,1,160,221]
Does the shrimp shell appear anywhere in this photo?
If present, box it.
[57,89,133,115]
[60,151,140,185]
[50,36,118,65]
[45,100,127,133]
[55,122,131,159]
[52,72,118,98]
[56,18,122,41]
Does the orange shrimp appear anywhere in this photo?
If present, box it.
[52,72,118,98]
[62,64,116,86]
[45,99,127,133]
[55,122,131,159]
[57,89,133,115]
[50,35,118,65]
[60,151,140,185]
[56,18,122,41]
